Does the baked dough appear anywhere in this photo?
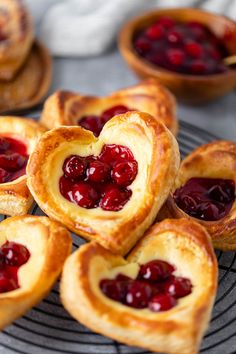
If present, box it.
[61,218,217,354]
[0,0,33,80]
[40,79,178,135]
[27,111,180,255]
[0,116,46,216]
[0,215,71,330]
[158,141,236,250]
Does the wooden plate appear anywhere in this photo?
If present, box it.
[0,40,52,113]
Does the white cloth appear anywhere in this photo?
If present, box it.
[25,0,236,57]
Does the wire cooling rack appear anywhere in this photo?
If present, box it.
[0,115,236,354]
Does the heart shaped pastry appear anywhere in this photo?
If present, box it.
[0,0,33,80]
[159,141,236,250]
[0,215,71,330]
[27,111,180,254]
[41,79,178,136]
[61,218,217,354]
[0,116,45,216]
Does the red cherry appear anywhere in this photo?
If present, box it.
[0,137,10,153]
[149,293,177,312]
[63,155,87,180]
[167,49,185,66]
[164,276,192,299]
[197,201,224,221]
[147,52,166,67]
[185,41,203,58]
[100,187,131,211]
[86,161,111,183]
[79,115,102,137]
[101,105,129,124]
[167,29,183,44]
[208,182,235,203]
[190,60,207,74]
[72,182,100,208]
[0,168,9,183]
[187,22,206,40]
[100,278,127,302]
[111,161,138,187]
[156,17,175,29]
[59,176,74,201]
[115,273,132,281]
[139,260,175,281]
[0,153,27,172]
[134,37,151,54]
[208,48,221,61]
[125,281,153,309]
[100,144,134,164]
[145,24,164,40]
[0,242,30,267]
[0,271,18,293]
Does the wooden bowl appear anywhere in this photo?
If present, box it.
[119,8,236,104]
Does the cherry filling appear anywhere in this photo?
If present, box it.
[100,260,192,312]
[0,136,28,183]
[174,177,235,221]
[78,105,133,137]
[133,17,229,75]
[0,241,30,293]
[59,144,138,211]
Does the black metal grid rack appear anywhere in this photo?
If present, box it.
[0,115,235,354]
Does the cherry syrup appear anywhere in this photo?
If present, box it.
[0,241,30,293]
[174,177,235,221]
[0,136,28,184]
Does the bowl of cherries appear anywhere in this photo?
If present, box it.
[119,8,236,104]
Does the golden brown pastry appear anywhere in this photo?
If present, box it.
[159,141,236,250]
[0,0,33,80]
[0,215,72,330]
[0,116,46,216]
[27,111,180,255]
[40,79,178,135]
[0,40,52,113]
[61,218,217,354]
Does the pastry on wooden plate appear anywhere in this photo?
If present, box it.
[0,40,52,113]
[0,215,71,330]
[0,0,33,80]
[61,218,217,354]
[41,79,178,135]
[0,116,45,216]
[159,141,236,250]
[27,111,180,255]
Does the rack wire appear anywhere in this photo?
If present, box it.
[0,116,235,354]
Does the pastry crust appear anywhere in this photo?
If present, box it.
[0,40,52,113]
[0,0,34,80]
[159,141,236,250]
[40,79,178,135]
[27,111,180,255]
[0,215,72,330]
[0,116,46,216]
[61,218,217,354]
